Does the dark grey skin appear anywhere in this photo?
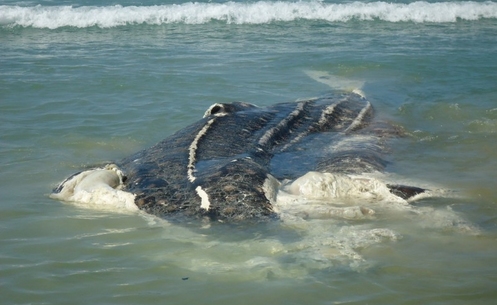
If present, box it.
[97,92,424,222]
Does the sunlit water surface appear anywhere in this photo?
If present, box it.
[1,0,497,304]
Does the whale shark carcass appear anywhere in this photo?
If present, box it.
[51,92,425,221]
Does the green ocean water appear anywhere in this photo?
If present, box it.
[1,1,497,304]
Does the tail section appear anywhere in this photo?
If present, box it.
[303,70,365,97]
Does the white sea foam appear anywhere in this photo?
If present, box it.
[51,164,477,277]
[1,1,496,29]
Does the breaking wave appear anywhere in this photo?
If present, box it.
[1,1,496,29]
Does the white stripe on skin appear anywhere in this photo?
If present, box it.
[188,118,216,182]
[344,101,371,133]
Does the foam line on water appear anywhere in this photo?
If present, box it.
[1,1,497,29]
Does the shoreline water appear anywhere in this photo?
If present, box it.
[2,0,497,304]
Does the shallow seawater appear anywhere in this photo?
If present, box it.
[2,0,497,304]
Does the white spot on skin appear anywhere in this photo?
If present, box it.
[196,186,211,210]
